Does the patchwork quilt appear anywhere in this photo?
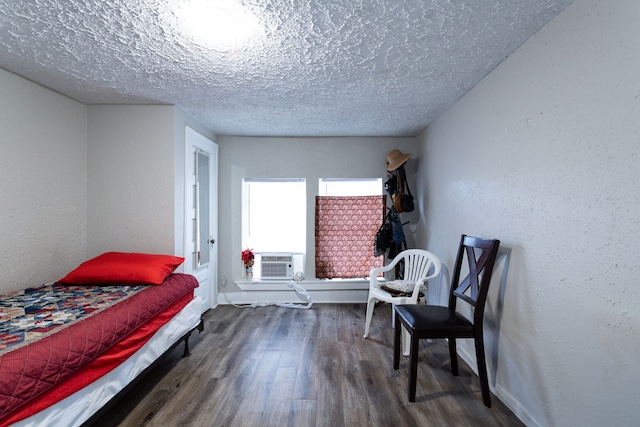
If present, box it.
[0,284,145,354]
[0,273,198,423]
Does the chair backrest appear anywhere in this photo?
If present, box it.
[400,249,442,284]
[449,235,500,326]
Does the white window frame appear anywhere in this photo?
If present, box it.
[318,178,383,196]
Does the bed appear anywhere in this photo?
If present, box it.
[0,252,203,427]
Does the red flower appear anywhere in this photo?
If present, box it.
[242,248,254,265]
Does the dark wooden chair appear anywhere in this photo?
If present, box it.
[393,234,500,407]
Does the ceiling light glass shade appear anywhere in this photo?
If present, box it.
[176,0,262,52]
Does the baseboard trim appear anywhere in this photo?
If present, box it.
[219,288,368,305]
[234,279,369,291]
[457,344,538,427]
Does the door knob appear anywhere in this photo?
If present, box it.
[209,238,215,244]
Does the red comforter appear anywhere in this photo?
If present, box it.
[0,273,198,423]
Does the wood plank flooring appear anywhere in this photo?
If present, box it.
[89,304,524,427]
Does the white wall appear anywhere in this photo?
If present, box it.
[216,136,418,290]
[86,105,217,262]
[416,0,640,425]
[87,105,177,257]
[0,76,216,291]
[0,69,87,292]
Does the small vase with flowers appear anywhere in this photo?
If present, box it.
[242,248,255,280]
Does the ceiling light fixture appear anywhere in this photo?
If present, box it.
[176,0,261,52]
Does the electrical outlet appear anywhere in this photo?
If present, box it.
[222,274,227,287]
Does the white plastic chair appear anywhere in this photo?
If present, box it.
[363,249,442,355]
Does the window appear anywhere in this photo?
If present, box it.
[315,178,385,279]
[318,178,383,196]
[242,179,306,254]
[242,178,384,280]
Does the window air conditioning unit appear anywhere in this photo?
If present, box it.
[260,253,294,280]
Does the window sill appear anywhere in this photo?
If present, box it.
[235,278,370,291]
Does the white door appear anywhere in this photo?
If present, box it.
[185,126,218,313]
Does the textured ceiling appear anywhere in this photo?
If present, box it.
[0,0,573,137]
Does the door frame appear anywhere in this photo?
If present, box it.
[184,126,218,312]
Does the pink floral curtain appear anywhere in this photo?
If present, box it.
[315,196,385,279]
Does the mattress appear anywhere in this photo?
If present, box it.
[14,296,202,427]
[0,273,200,426]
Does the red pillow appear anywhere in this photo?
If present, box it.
[57,252,185,285]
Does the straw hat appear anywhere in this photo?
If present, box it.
[386,149,411,171]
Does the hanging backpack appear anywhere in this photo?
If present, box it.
[373,210,393,257]
[393,166,414,213]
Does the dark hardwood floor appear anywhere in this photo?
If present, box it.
[90,303,524,427]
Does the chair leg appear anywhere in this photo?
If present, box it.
[408,333,419,402]
[474,334,492,408]
[363,297,376,338]
[402,327,411,356]
[391,304,396,328]
[448,336,459,376]
[393,311,401,369]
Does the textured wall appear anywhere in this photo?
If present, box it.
[416,0,640,425]
[0,79,216,292]
[216,136,418,287]
[86,105,176,257]
[0,69,87,292]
